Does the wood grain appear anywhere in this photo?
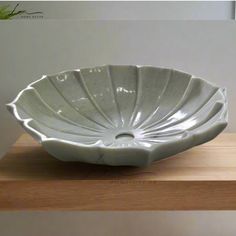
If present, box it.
[0,133,236,210]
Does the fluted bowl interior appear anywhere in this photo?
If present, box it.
[7,65,228,166]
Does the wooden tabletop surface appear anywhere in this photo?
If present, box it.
[0,133,236,210]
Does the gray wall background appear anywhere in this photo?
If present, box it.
[1,20,236,158]
[1,1,235,20]
[1,4,236,236]
[0,211,236,236]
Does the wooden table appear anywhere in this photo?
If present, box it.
[0,133,236,210]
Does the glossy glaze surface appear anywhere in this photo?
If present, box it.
[7,65,228,166]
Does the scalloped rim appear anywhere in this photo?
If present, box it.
[6,65,228,152]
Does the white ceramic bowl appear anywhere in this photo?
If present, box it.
[7,65,228,166]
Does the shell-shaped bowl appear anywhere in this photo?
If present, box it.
[7,65,228,167]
